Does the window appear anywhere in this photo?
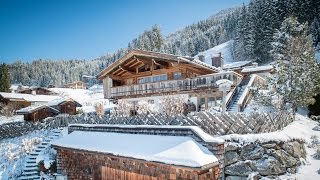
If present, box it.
[148,100,154,104]
[173,72,182,80]
[160,74,168,81]
[199,97,206,111]
[153,76,160,82]
[208,97,215,108]
[138,78,144,84]
[145,77,152,83]
[138,74,167,84]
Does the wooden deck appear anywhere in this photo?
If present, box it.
[110,71,242,99]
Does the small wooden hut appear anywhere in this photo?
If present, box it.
[16,105,59,122]
[48,98,82,115]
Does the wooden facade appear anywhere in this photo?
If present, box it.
[50,100,81,115]
[63,81,87,89]
[0,94,31,109]
[18,87,55,95]
[17,105,59,122]
[97,49,243,111]
[54,147,220,180]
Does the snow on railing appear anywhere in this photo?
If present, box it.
[237,74,266,112]
[110,71,243,98]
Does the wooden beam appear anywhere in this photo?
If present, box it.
[153,59,165,67]
[111,68,122,75]
[129,59,144,68]
[123,58,137,67]
[109,74,125,81]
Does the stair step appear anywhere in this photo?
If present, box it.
[24,163,38,167]
[19,175,40,180]
[26,160,36,163]
[21,171,38,176]
[23,166,38,171]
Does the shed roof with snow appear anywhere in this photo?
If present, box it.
[16,104,59,114]
[47,98,82,107]
[51,130,218,168]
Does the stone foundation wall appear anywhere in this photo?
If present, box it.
[54,147,220,180]
[224,140,306,179]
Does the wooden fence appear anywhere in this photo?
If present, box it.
[107,111,293,136]
[0,111,293,139]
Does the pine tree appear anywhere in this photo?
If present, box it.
[270,17,320,112]
[0,63,11,92]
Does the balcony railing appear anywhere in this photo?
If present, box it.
[109,71,243,98]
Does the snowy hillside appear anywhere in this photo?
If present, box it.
[194,40,235,65]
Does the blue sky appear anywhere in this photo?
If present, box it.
[0,0,249,63]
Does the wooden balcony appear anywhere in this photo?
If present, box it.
[109,71,243,99]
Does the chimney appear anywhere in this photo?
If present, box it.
[32,90,36,95]
[198,54,205,62]
[211,52,223,68]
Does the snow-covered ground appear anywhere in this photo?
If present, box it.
[194,40,235,65]
[0,115,24,125]
[0,129,57,179]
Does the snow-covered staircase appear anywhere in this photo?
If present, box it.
[227,85,247,112]
[19,128,63,180]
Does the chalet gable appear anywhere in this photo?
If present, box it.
[96,49,219,79]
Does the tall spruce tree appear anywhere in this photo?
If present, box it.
[0,63,10,92]
[270,17,320,112]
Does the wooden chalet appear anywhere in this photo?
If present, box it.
[16,105,59,122]
[18,87,56,95]
[48,98,82,115]
[97,49,243,111]
[63,81,87,89]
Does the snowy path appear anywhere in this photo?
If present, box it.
[18,129,63,180]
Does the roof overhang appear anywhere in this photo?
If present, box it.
[96,49,219,79]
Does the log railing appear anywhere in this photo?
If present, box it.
[110,71,243,98]
[237,74,266,112]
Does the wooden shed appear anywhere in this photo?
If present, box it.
[16,105,59,122]
[48,98,82,115]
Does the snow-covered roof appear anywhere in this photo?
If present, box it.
[51,131,218,168]
[177,57,220,72]
[47,98,82,107]
[0,92,60,102]
[241,65,273,73]
[223,60,252,69]
[16,104,59,114]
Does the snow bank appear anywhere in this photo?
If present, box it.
[0,115,24,125]
[52,131,218,168]
[221,114,315,144]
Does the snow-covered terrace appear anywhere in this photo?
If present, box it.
[51,131,218,168]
